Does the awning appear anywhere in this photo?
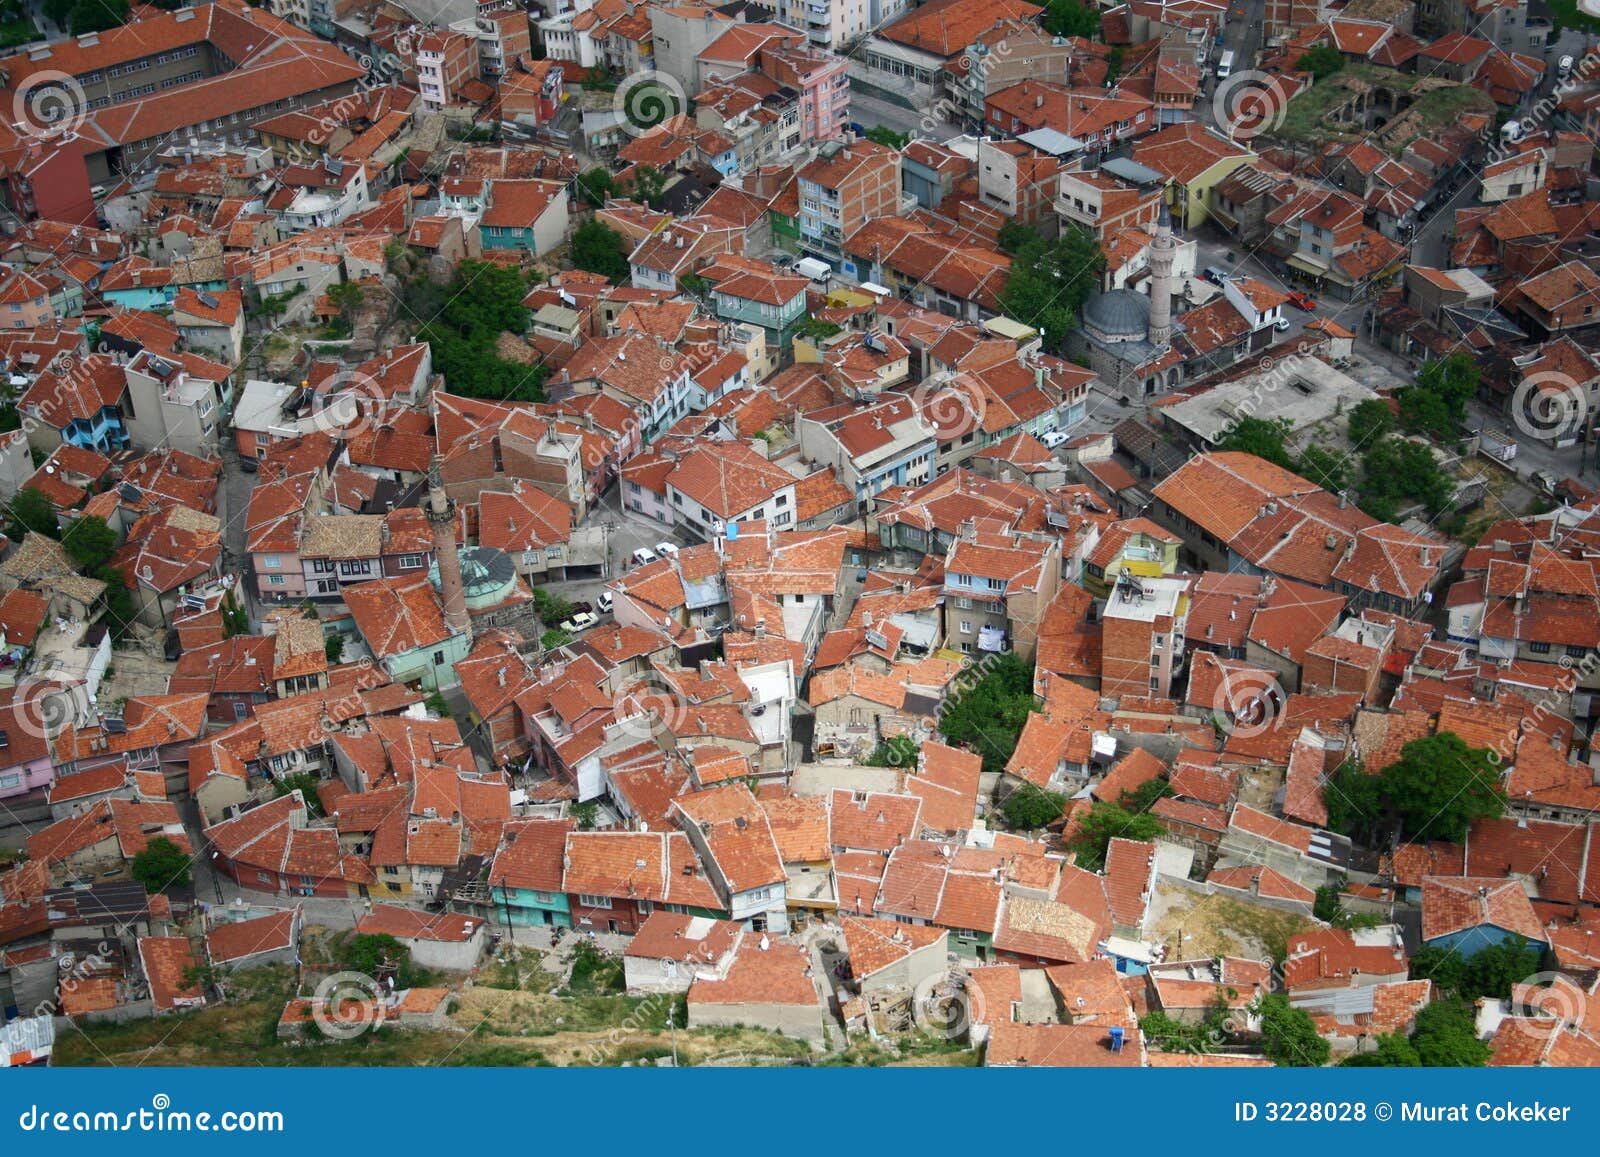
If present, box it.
[1285,253,1329,275]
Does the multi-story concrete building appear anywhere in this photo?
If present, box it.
[1100,573,1191,699]
[794,139,900,263]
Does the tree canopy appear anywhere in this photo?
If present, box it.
[865,735,920,768]
[936,653,1036,775]
[63,515,117,571]
[1042,0,1101,38]
[1357,436,1453,523]
[1395,353,1478,440]
[8,487,59,541]
[414,261,543,403]
[1347,398,1396,448]
[1323,732,1505,845]
[1067,802,1165,871]
[572,218,630,284]
[1411,935,1541,1002]
[130,836,191,894]
[998,227,1105,352]
[1253,994,1331,1067]
[862,125,910,149]
[1295,45,1345,79]
[1217,416,1296,470]
[1001,786,1068,831]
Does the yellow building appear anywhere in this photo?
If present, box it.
[1131,123,1256,232]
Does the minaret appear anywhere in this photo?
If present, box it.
[426,455,471,641]
[1148,204,1176,349]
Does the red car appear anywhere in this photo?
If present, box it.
[1287,291,1317,311]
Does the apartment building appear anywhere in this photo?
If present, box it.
[942,526,1062,661]
[794,139,900,263]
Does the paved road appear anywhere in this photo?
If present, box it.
[847,87,962,143]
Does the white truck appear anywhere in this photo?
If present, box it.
[1216,49,1235,79]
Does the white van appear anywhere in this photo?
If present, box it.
[1216,50,1235,79]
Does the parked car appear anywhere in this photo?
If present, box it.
[655,541,680,557]
[1040,430,1071,449]
[566,600,593,615]
[163,630,182,661]
[1273,317,1292,332]
[597,591,614,614]
[558,611,599,634]
[1202,265,1231,285]
[632,547,658,565]
[1287,291,1316,311]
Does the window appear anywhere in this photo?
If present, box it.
[1565,645,1586,659]
[1530,641,1551,654]
[269,575,285,586]
[433,650,446,665]
[397,554,424,569]
[264,555,281,568]
[959,619,972,634]
[577,893,614,908]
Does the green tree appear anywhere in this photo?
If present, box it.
[863,125,910,149]
[997,227,1105,352]
[341,933,408,978]
[274,772,326,818]
[425,691,452,718]
[1396,352,1478,440]
[1296,444,1349,493]
[8,486,59,540]
[326,281,364,332]
[1347,398,1395,448]
[1327,733,1504,845]
[626,164,669,210]
[572,801,600,830]
[575,166,616,208]
[1254,994,1330,1067]
[530,588,574,627]
[1216,416,1295,470]
[1382,731,1504,843]
[1068,802,1165,870]
[68,0,127,34]
[1295,45,1345,79]
[1341,1032,1421,1066]
[1358,436,1453,522]
[131,836,191,894]
[325,633,345,663]
[415,261,543,403]
[937,653,1036,774]
[1002,786,1068,831]
[1042,0,1101,38]
[1409,1000,1489,1067]
[996,220,1037,256]
[541,627,572,649]
[1118,777,1172,813]
[63,515,116,570]
[865,736,919,767]
[1322,759,1382,842]
[571,218,630,283]
[1460,935,1541,1000]
[95,565,137,635]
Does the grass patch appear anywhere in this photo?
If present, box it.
[563,941,624,996]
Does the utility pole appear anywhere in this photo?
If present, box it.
[668,1002,679,1067]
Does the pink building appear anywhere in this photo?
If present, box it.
[761,43,849,143]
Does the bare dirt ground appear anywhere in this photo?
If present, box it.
[99,636,173,705]
[1147,880,1319,964]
